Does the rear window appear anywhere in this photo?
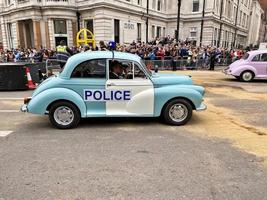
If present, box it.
[71,59,106,78]
[242,53,249,60]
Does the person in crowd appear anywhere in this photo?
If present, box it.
[209,49,216,71]
[56,40,73,68]
[0,34,249,71]
[99,41,107,51]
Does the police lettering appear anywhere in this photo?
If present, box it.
[84,89,131,102]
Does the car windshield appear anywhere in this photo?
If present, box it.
[241,53,250,60]
[140,59,152,76]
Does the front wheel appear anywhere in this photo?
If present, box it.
[49,101,81,129]
[162,99,193,126]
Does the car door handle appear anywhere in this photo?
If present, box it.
[107,83,116,87]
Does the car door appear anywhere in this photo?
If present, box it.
[251,53,267,76]
[68,59,107,117]
[105,60,154,116]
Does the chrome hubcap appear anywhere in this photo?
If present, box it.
[54,106,74,126]
[243,72,252,81]
[169,103,188,123]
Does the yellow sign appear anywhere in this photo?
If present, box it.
[76,28,96,48]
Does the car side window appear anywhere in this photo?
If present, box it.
[252,54,260,62]
[261,54,267,61]
[108,60,147,80]
[109,60,134,79]
[134,63,147,79]
[252,54,267,62]
[71,59,106,78]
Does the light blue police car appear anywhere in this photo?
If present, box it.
[21,51,206,129]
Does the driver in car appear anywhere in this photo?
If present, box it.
[109,60,125,79]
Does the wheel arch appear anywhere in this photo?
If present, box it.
[46,99,81,116]
[241,69,255,76]
[153,86,203,117]
[232,65,256,76]
[161,97,196,116]
[27,88,87,118]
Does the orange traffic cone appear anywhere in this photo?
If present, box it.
[25,67,36,90]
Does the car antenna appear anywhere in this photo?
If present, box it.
[112,50,115,62]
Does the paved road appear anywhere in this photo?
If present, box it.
[1,72,267,200]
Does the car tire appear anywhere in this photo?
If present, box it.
[162,99,193,126]
[240,71,254,82]
[49,101,81,129]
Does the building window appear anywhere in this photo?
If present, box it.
[54,19,67,34]
[85,19,94,34]
[156,26,161,37]
[114,19,120,43]
[214,28,218,46]
[18,0,27,3]
[137,23,141,41]
[152,25,155,39]
[192,0,199,12]
[137,0,141,5]
[190,27,197,38]
[157,0,161,11]
[241,11,243,25]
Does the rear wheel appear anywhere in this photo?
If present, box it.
[162,99,193,126]
[240,71,254,82]
[49,101,80,129]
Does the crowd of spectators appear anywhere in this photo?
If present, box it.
[0,36,250,69]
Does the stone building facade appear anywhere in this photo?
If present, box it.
[0,0,265,49]
[248,0,265,46]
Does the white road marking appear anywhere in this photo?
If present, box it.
[0,131,13,137]
[0,110,20,113]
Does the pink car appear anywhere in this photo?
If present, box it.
[224,50,267,82]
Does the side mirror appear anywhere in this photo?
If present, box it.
[154,65,159,73]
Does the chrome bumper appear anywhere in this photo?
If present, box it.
[20,104,28,113]
[196,103,207,111]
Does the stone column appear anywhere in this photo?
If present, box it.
[45,21,51,49]
[16,22,20,48]
[33,20,42,49]
[67,20,73,47]
[11,22,18,48]
[0,17,8,50]
[72,21,77,47]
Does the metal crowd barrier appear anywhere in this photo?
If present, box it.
[45,59,67,77]
[144,57,231,71]
[145,59,205,71]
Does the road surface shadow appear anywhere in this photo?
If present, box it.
[79,117,161,127]
[17,114,203,131]
[221,77,267,83]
